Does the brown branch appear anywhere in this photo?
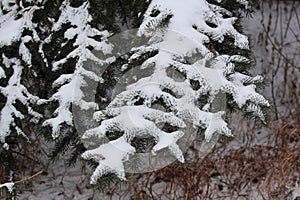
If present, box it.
[14,170,44,184]
[262,24,300,69]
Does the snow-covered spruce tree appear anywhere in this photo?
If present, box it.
[0,0,119,184]
[81,0,269,184]
[0,0,45,181]
[40,0,116,162]
[0,0,149,186]
[40,0,149,162]
[42,0,150,165]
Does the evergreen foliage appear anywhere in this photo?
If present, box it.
[0,0,268,190]
[81,0,269,183]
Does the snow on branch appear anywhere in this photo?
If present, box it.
[0,182,14,193]
[0,170,43,193]
[0,57,41,149]
[43,1,114,138]
[0,3,40,48]
[82,0,269,183]
[0,2,45,148]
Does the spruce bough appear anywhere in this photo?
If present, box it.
[81,0,269,183]
[0,0,268,186]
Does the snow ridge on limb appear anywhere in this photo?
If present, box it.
[82,0,269,183]
[42,1,114,138]
[82,105,186,181]
[82,136,135,183]
[0,1,43,149]
[0,57,42,149]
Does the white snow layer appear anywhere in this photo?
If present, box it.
[0,2,44,147]
[0,58,41,149]
[81,0,269,183]
[0,4,40,47]
[82,136,136,184]
[0,182,14,193]
[42,1,114,138]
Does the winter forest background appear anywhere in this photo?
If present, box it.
[0,0,299,199]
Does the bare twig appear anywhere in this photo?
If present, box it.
[14,170,44,184]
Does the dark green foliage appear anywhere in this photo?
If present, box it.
[131,136,157,153]
[49,125,87,166]
[86,172,120,193]
[105,131,124,141]
[21,41,53,99]
[2,41,20,59]
[0,93,6,111]
[96,49,158,109]
[0,144,16,175]
[206,0,259,16]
